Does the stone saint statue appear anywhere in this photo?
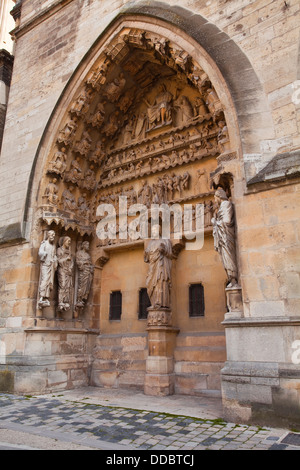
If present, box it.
[75,241,94,309]
[144,225,173,309]
[38,230,58,309]
[56,236,74,311]
[211,188,238,287]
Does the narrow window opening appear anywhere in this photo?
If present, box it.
[189,283,205,317]
[109,290,122,320]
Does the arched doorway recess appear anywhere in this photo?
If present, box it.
[31,17,244,397]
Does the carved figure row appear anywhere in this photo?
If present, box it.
[43,181,94,221]
[97,172,190,216]
[101,140,217,187]
[37,233,94,312]
[103,120,216,168]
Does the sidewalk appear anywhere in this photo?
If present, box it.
[0,386,299,450]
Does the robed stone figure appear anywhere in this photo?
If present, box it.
[211,188,238,287]
[75,241,94,308]
[144,226,173,309]
[38,230,58,309]
[57,236,74,311]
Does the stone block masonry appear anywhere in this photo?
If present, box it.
[0,0,299,431]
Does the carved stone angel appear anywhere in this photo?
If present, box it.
[73,131,92,156]
[61,186,77,213]
[173,94,194,126]
[70,88,94,116]
[81,165,97,191]
[103,72,126,103]
[87,101,106,128]
[47,148,67,176]
[86,58,110,90]
[57,117,78,146]
[64,157,83,185]
[43,178,59,206]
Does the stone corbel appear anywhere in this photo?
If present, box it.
[94,248,110,270]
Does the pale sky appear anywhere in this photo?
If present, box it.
[0,0,16,54]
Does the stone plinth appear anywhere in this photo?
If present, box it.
[224,285,243,320]
[144,307,179,396]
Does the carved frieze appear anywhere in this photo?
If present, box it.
[38,27,232,259]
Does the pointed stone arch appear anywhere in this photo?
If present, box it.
[23,3,276,248]
[28,15,246,324]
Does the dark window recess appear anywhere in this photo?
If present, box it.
[139,288,151,320]
[109,291,122,320]
[189,284,205,317]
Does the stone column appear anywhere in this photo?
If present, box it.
[144,307,179,396]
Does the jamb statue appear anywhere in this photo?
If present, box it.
[37,230,58,309]
[211,187,238,287]
[75,241,94,309]
[56,236,74,312]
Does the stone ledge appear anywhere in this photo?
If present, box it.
[246,149,300,188]
[24,327,99,335]
[222,316,300,328]
[0,222,26,246]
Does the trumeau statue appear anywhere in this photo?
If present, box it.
[38,230,58,309]
[57,236,74,312]
[75,241,94,309]
[144,225,173,309]
[211,188,238,287]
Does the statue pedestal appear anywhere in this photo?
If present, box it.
[224,285,243,320]
[144,308,179,396]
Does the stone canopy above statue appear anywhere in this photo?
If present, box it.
[37,27,232,243]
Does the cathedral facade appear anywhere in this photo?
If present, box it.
[0,0,299,430]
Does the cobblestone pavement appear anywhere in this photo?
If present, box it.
[0,388,299,451]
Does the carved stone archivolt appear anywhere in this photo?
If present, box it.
[35,26,234,317]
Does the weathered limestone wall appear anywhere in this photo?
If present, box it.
[0,49,13,150]
[221,179,300,428]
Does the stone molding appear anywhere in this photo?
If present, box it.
[222,316,300,328]
[246,149,300,188]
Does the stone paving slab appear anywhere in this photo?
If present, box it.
[0,387,299,451]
